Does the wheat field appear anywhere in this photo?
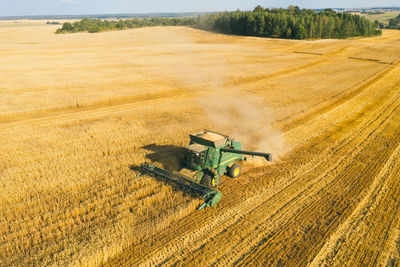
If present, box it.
[1,21,400,266]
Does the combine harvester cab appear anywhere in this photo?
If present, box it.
[138,130,272,210]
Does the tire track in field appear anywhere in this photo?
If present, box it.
[166,124,392,266]
[209,87,400,266]
[111,83,400,265]
[277,66,382,130]
[4,33,394,264]
[0,89,201,132]
[0,51,326,128]
[147,68,400,264]
[104,47,400,266]
[153,75,400,266]
[286,64,400,150]
[0,56,329,134]
[230,58,327,85]
[236,95,400,266]
[106,91,370,265]
[233,63,396,266]
[0,45,367,133]
[232,45,363,86]
[107,50,400,266]
[282,60,400,134]
[311,139,400,266]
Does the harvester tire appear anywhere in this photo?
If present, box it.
[229,164,241,178]
[201,174,214,188]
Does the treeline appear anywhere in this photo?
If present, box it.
[197,6,381,39]
[56,17,196,33]
[56,6,381,39]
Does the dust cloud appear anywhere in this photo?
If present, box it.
[167,35,289,163]
[202,92,289,164]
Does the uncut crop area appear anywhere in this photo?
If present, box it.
[1,21,400,266]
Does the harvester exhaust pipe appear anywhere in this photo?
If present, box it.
[220,148,272,161]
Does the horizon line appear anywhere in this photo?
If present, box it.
[1,6,399,20]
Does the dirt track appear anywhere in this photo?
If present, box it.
[1,24,400,265]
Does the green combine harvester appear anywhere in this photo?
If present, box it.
[138,130,272,210]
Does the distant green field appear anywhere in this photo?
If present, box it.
[360,11,400,23]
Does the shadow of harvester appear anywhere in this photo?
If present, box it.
[129,144,205,205]
[141,143,186,171]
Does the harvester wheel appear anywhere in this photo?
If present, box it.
[201,174,214,188]
[228,164,241,178]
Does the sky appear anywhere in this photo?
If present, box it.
[1,0,399,17]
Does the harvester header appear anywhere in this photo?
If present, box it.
[138,130,272,210]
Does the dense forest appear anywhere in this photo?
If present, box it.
[56,17,196,33]
[197,6,381,39]
[56,6,381,39]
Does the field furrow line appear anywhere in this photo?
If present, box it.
[242,138,397,265]
[285,64,400,148]
[105,58,400,266]
[0,56,331,133]
[237,97,400,265]
[0,90,203,132]
[212,91,400,266]
[164,90,400,266]
[231,58,328,85]
[283,61,400,134]
[3,26,400,266]
[311,137,400,266]
[205,65,400,266]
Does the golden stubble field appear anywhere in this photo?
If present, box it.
[1,21,400,266]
